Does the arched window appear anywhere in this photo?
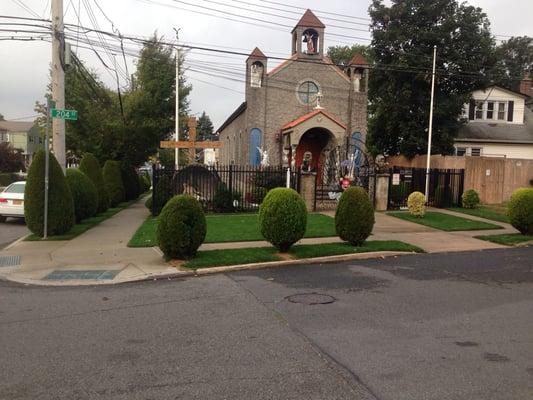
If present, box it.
[298,81,319,104]
[249,128,262,166]
[250,61,264,88]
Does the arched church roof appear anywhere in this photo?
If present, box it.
[292,9,325,32]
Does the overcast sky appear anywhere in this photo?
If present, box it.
[1,0,532,129]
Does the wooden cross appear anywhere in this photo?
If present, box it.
[160,116,223,164]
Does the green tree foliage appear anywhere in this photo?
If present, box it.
[367,0,496,158]
[0,142,25,172]
[24,150,75,236]
[65,168,98,222]
[335,187,375,245]
[197,111,215,141]
[102,160,125,207]
[461,189,480,209]
[327,44,372,67]
[79,153,109,213]
[259,188,307,252]
[157,195,207,259]
[491,36,533,91]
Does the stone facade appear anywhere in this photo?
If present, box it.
[217,9,369,168]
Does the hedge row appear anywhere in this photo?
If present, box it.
[24,151,146,238]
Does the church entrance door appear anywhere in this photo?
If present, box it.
[294,128,332,178]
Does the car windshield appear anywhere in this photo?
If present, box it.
[4,183,25,194]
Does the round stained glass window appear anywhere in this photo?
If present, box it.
[298,81,319,104]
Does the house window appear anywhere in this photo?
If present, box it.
[487,102,494,119]
[470,148,482,157]
[497,102,506,120]
[0,132,8,142]
[475,101,484,119]
[456,147,467,156]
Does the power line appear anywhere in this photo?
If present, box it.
[10,0,41,19]
[259,0,370,22]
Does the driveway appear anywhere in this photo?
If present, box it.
[0,218,28,249]
[1,247,532,399]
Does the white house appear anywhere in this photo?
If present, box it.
[455,78,533,159]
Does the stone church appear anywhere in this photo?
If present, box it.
[217,9,369,175]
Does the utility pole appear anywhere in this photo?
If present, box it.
[174,28,180,170]
[51,0,66,171]
[43,98,52,239]
[424,45,437,202]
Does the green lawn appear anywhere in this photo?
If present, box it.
[387,211,502,231]
[182,240,421,269]
[128,213,337,247]
[475,233,533,246]
[25,199,138,241]
[289,240,423,259]
[447,206,510,223]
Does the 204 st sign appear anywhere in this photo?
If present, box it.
[51,108,78,120]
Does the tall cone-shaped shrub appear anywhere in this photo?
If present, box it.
[103,160,125,207]
[79,153,109,213]
[66,168,98,222]
[24,149,75,236]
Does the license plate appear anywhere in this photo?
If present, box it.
[13,200,23,205]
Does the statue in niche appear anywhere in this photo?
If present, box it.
[303,31,316,54]
[353,71,362,92]
[250,63,263,87]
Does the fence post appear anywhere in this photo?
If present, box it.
[286,167,290,188]
[151,164,157,216]
[229,164,233,195]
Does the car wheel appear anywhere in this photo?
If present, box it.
[0,216,6,223]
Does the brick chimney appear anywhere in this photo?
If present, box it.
[519,71,532,97]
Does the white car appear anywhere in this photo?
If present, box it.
[0,181,26,222]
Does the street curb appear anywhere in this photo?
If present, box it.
[0,250,418,287]
[3,233,31,251]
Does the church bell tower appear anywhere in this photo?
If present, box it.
[291,9,325,59]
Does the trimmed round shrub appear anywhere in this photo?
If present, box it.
[157,195,207,259]
[24,149,75,236]
[79,153,108,213]
[103,160,125,207]
[461,189,480,209]
[66,168,98,222]
[152,175,173,216]
[335,186,375,246]
[121,163,140,201]
[408,191,426,217]
[508,188,533,235]
[259,188,307,252]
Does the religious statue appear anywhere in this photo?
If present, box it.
[304,32,315,54]
[353,71,362,92]
[257,147,269,167]
[250,63,263,87]
[301,151,313,172]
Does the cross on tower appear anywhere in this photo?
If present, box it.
[160,116,223,164]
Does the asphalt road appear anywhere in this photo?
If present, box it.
[1,247,532,399]
[0,218,28,249]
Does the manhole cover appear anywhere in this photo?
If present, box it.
[0,255,21,267]
[285,293,336,305]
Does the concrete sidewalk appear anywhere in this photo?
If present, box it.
[0,202,515,286]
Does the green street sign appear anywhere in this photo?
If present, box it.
[51,108,78,120]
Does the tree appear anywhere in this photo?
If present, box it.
[0,143,25,172]
[367,0,496,158]
[123,34,192,166]
[0,113,5,121]
[491,36,533,91]
[327,44,372,68]
[196,111,215,141]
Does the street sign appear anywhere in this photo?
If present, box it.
[51,108,78,120]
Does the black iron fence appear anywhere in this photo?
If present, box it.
[152,164,300,213]
[388,167,464,209]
